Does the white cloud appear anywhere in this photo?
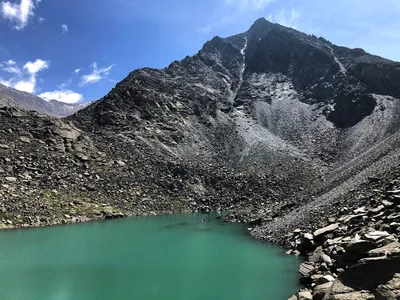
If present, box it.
[13,76,35,93]
[1,59,21,74]
[0,58,49,93]
[74,68,81,74]
[3,65,21,74]
[39,90,84,104]
[23,59,49,74]
[0,77,12,87]
[38,16,44,22]
[267,8,300,29]
[1,0,36,30]
[61,24,68,34]
[80,62,115,86]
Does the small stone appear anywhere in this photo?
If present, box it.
[382,200,394,208]
[354,206,366,214]
[369,205,385,214]
[364,231,390,241]
[116,160,127,167]
[314,223,339,238]
[297,290,312,300]
[19,136,30,143]
[5,177,17,182]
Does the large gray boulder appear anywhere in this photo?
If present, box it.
[374,273,400,300]
[339,256,400,290]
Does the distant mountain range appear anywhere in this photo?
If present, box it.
[0,84,93,117]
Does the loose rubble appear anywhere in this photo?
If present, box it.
[287,185,400,299]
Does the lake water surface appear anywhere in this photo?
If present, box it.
[0,213,301,300]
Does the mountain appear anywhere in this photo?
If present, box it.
[0,83,93,117]
[1,17,399,225]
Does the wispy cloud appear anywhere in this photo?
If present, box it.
[56,78,71,89]
[61,23,68,34]
[39,89,84,104]
[1,59,21,74]
[1,0,37,30]
[80,62,115,86]
[226,0,275,11]
[74,68,81,74]
[0,58,49,93]
[267,8,300,29]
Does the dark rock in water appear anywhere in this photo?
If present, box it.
[104,212,125,220]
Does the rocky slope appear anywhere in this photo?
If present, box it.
[0,83,93,117]
[0,17,400,298]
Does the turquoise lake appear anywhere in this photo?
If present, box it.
[0,213,301,300]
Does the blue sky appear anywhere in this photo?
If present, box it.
[0,0,399,103]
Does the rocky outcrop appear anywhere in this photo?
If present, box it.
[287,180,400,299]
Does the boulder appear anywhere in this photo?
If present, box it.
[374,273,400,300]
[326,279,354,295]
[299,261,315,281]
[322,279,376,300]
[314,224,339,238]
[344,240,377,262]
[368,242,400,257]
[364,231,390,241]
[313,282,333,300]
[297,290,312,300]
[339,255,400,290]
[325,291,375,300]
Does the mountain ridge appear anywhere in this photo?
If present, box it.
[0,83,93,117]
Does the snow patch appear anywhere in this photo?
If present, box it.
[326,45,347,74]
